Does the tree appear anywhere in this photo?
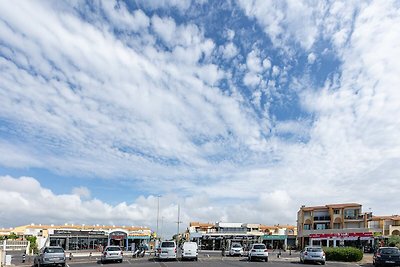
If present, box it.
[7,232,19,240]
[388,235,400,248]
[26,236,38,254]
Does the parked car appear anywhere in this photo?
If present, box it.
[34,246,66,267]
[373,247,400,266]
[157,241,177,260]
[101,245,123,263]
[248,243,268,262]
[181,242,198,261]
[300,246,325,265]
[228,243,244,256]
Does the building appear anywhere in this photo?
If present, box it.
[7,224,152,251]
[260,225,297,249]
[187,222,297,250]
[368,215,400,237]
[297,203,374,249]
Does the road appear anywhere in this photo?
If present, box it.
[7,251,371,267]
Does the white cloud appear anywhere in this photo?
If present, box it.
[0,0,264,182]
[1,0,400,233]
[307,53,316,64]
[262,58,272,70]
[220,42,239,59]
[72,186,91,199]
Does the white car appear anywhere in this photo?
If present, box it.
[181,242,198,261]
[300,246,325,265]
[157,241,177,260]
[248,243,268,262]
[229,243,244,256]
[101,246,123,263]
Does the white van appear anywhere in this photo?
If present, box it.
[158,241,177,260]
[181,242,198,261]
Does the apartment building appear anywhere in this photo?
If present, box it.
[369,215,400,237]
[297,203,374,249]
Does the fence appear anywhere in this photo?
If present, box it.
[0,240,29,251]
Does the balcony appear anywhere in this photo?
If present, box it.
[344,215,364,220]
[313,216,331,221]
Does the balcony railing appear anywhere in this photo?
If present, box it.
[344,215,364,220]
[313,216,331,221]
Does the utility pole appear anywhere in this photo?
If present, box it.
[176,204,182,243]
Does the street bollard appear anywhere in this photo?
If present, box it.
[22,253,26,263]
[69,253,73,261]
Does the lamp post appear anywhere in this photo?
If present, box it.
[156,195,161,240]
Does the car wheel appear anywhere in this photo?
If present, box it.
[321,261,325,265]
[249,256,252,262]
[195,257,198,261]
[265,257,268,262]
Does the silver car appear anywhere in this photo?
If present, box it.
[248,243,268,262]
[101,246,123,263]
[34,246,66,267]
[300,246,326,265]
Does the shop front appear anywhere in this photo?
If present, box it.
[262,235,287,249]
[309,232,374,248]
[108,231,128,249]
[198,234,260,250]
[49,230,108,250]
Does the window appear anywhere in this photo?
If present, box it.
[344,209,357,219]
[315,224,326,230]
[304,224,311,230]
[334,209,340,214]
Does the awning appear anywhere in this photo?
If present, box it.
[128,236,150,240]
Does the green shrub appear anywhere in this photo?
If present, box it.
[324,247,363,262]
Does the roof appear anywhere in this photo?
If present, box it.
[189,222,214,227]
[10,224,150,232]
[300,203,362,211]
[371,215,400,221]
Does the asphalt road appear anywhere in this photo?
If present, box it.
[8,251,369,267]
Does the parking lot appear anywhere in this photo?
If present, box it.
[7,250,372,267]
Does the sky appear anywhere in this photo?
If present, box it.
[0,0,400,238]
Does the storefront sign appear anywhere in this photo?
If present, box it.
[109,231,127,240]
[309,232,373,239]
[53,230,106,236]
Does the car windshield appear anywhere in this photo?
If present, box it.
[380,248,400,254]
[161,242,175,248]
[45,248,64,253]
[307,247,323,252]
[232,244,241,248]
[106,247,121,251]
[253,245,266,249]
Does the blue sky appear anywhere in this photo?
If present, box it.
[1,0,400,237]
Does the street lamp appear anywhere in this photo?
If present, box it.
[156,195,161,240]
